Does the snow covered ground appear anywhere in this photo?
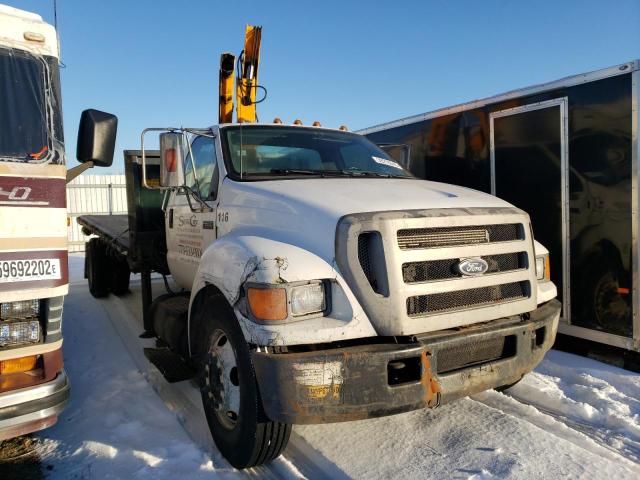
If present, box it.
[6,253,639,478]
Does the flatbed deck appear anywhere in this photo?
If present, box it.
[78,214,130,254]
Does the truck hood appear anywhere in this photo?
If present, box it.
[221,177,515,262]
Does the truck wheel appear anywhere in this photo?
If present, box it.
[110,256,130,296]
[198,296,291,469]
[86,238,110,298]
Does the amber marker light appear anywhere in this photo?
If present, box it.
[544,255,551,281]
[293,119,303,125]
[247,288,288,321]
[0,355,38,375]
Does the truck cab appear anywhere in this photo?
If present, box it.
[141,122,560,467]
[80,121,559,468]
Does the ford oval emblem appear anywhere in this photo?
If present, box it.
[456,257,489,276]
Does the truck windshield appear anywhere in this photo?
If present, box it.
[222,126,413,179]
[0,47,61,163]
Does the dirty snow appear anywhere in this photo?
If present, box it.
[31,255,241,479]
[7,253,640,478]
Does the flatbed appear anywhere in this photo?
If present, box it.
[77,150,167,333]
[77,214,130,254]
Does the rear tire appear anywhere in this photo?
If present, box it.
[197,294,291,469]
[110,255,130,296]
[86,238,110,298]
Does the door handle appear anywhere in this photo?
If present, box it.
[169,208,174,228]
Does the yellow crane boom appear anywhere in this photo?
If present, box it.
[218,53,235,124]
[235,25,262,123]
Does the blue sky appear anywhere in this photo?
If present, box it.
[10,0,640,173]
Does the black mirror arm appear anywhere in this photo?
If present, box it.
[66,161,94,184]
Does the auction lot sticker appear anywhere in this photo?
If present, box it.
[0,258,62,283]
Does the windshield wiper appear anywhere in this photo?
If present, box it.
[270,168,327,176]
[268,168,409,179]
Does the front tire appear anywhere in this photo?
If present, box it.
[198,295,291,469]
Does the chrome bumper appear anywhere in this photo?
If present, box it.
[0,370,70,440]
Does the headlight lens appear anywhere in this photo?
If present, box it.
[290,283,325,316]
[535,254,550,281]
[0,320,40,347]
[1,300,39,320]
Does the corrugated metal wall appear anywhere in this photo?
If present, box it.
[66,175,127,252]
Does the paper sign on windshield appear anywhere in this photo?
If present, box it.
[372,156,403,170]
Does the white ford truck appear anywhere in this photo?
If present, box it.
[78,123,560,468]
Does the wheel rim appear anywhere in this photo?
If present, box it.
[206,329,240,430]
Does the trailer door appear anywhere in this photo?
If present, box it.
[490,98,569,319]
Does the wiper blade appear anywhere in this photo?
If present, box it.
[270,168,327,176]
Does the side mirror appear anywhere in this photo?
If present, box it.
[159,132,185,188]
[378,143,411,170]
[76,109,118,167]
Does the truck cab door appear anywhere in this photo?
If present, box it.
[165,135,219,289]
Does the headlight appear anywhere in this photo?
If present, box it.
[1,299,39,320]
[0,320,40,347]
[290,283,325,316]
[246,282,327,322]
[535,254,550,281]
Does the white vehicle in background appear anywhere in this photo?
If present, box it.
[0,4,115,441]
[79,122,561,469]
[76,22,561,470]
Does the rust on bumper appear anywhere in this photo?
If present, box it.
[252,299,561,424]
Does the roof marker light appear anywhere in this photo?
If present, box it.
[339,125,348,131]
[293,119,303,125]
[273,117,283,124]
[23,31,45,43]
[312,121,322,127]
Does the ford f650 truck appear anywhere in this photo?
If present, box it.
[78,122,561,469]
[0,4,116,441]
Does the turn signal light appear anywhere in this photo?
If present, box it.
[544,255,551,281]
[247,288,287,321]
[0,355,38,375]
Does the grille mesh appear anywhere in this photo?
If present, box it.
[436,335,516,374]
[406,282,528,316]
[397,224,522,249]
[358,233,375,289]
[402,253,525,283]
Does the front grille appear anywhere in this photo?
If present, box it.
[397,224,522,249]
[436,335,516,374]
[402,252,525,283]
[406,281,528,316]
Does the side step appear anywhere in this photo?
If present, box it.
[143,347,196,383]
